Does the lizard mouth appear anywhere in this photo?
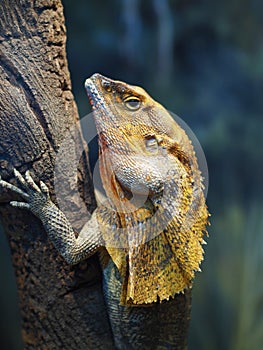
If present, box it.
[87,93,96,109]
[85,74,114,112]
[85,77,99,109]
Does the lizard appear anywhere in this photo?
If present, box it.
[0,73,209,349]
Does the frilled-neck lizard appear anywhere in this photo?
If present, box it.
[0,74,209,349]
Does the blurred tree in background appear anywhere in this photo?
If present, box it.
[1,0,263,349]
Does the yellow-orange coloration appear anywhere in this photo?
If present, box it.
[94,96,209,305]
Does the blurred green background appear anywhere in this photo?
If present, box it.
[1,0,263,349]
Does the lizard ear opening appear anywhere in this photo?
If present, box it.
[145,136,158,154]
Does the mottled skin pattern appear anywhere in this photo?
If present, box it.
[0,74,209,349]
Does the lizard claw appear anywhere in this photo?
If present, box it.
[40,181,50,198]
[0,169,51,215]
[14,168,27,187]
[10,201,30,209]
[25,170,41,193]
[0,172,29,200]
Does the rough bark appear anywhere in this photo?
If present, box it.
[0,0,114,349]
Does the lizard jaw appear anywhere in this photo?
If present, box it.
[84,73,119,132]
[85,74,104,110]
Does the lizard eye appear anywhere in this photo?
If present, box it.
[123,96,141,111]
[145,136,158,153]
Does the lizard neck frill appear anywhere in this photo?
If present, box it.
[96,153,208,305]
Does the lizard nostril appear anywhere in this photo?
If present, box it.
[101,79,112,92]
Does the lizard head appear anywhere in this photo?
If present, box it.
[85,73,199,211]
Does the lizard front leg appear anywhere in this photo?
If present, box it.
[0,169,103,264]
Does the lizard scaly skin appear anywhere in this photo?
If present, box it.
[0,74,209,349]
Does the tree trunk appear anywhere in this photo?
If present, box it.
[0,0,114,349]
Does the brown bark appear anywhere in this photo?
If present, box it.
[0,0,114,349]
